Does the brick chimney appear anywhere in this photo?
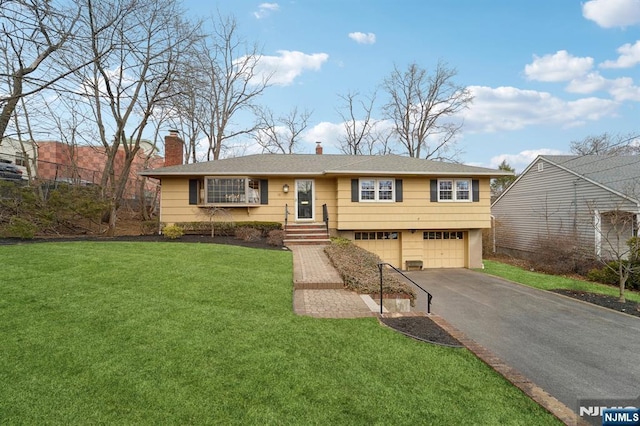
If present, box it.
[315,141,323,155]
[164,130,184,167]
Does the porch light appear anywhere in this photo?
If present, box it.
[283,184,289,193]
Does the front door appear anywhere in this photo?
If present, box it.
[295,179,314,221]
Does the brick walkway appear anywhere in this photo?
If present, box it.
[290,245,376,318]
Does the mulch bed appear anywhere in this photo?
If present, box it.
[550,289,640,317]
[380,316,463,347]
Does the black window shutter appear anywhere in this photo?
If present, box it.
[430,179,438,202]
[260,179,268,204]
[472,179,479,202]
[189,179,198,205]
[395,179,403,202]
[351,179,359,202]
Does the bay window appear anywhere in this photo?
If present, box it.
[205,177,261,205]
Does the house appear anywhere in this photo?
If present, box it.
[140,132,511,269]
[36,140,163,200]
[0,137,37,179]
[491,155,640,260]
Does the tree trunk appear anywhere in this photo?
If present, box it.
[618,262,627,303]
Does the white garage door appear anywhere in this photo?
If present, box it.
[423,231,466,268]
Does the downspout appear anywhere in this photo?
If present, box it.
[491,214,496,253]
[594,209,601,258]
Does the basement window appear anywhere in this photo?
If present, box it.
[355,231,398,240]
[423,231,464,240]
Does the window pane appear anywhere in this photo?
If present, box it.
[439,180,453,200]
[456,180,470,200]
[207,178,246,203]
[355,232,362,240]
[248,179,260,204]
[360,180,375,200]
[378,179,393,200]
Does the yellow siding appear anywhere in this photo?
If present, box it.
[159,177,336,225]
[336,177,492,230]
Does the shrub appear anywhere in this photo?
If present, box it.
[174,221,281,236]
[162,224,184,239]
[266,229,285,246]
[530,235,596,275]
[141,219,159,235]
[0,216,37,239]
[235,226,262,242]
[324,240,416,304]
[587,260,640,291]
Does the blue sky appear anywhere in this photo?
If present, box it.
[183,0,640,172]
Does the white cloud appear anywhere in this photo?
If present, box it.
[607,76,640,101]
[254,3,279,19]
[565,72,610,94]
[489,149,565,173]
[348,32,376,45]
[251,50,329,86]
[303,121,344,152]
[462,86,619,133]
[600,40,640,68]
[582,0,640,28]
[524,50,593,82]
[566,72,640,101]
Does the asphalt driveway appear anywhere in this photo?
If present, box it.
[405,268,640,413]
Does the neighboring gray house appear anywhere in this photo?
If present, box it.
[491,155,640,259]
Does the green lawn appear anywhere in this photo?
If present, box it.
[478,259,640,303]
[0,242,560,425]
[480,259,640,303]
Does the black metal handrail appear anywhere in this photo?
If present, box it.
[285,203,290,227]
[377,262,433,314]
[322,203,329,232]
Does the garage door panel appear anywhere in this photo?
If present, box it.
[354,231,401,267]
[423,231,465,268]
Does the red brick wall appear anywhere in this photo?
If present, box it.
[164,131,184,167]
[35,141,163,200]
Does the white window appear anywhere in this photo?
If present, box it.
[438,179,471,202]
[359,178,394,202]
[205,177,260,204]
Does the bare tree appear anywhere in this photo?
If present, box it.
[382,61,473,160]
[254,106,311,154]
[77,0,201,234]
[570,132,640,156]
[0,0,83,141]
[571,132,640,155]
[336,91,386,155]
[194,14,271,161]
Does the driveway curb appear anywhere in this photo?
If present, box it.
[427,313,587,426]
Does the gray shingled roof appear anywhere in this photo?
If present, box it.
[542,155,640,198]
[140,154,510,177]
